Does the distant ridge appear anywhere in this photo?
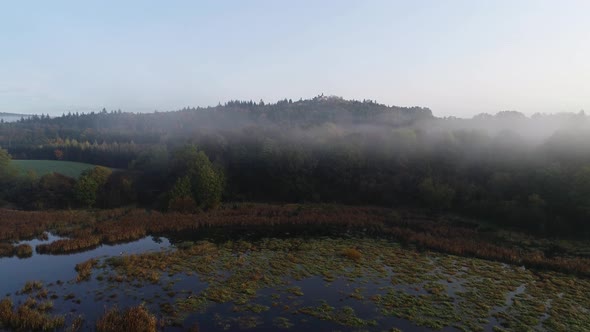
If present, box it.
[0,112,35,123]
[0,112,31,117]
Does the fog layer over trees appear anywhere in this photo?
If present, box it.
[1,96,590,236]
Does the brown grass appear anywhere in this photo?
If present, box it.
[0,243,14,257]
[36,236,102,254]
[342,248,362,262]
[2,204,590,277]
[14,243,33,258]
[0,297,65,331]
[75,258,98,282]
[96,305,157,332]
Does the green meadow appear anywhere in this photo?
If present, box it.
[12,160,104,179]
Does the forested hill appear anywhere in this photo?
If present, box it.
[1,95,432,135]
[0,96,433,163]
[2,96,590,237]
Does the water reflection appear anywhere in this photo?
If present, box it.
[0,236,170,297]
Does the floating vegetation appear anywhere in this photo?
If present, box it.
[273,316,294,329]
[94,237,590,331]
[299,302,378,327]
[19,281,43,295]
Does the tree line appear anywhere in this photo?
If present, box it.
[1,96,590,237]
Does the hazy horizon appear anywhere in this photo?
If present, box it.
[1,0,589,117]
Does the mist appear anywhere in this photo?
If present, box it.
[2,96,590,238]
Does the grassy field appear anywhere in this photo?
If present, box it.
[12,160,102,178]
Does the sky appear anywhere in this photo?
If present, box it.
[1,0,589,117]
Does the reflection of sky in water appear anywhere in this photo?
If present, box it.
[0,234,466,331]
[0,235,169,297]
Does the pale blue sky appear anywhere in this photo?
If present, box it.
[1,1,589,117]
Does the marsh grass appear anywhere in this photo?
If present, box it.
[37,236,102,254]
[92,237,590,330]
[299,301,378,327]
[19,281,43,294]
[3,204,590,330]
[14,243,33,258]
[65,315,84,332]
[341,247,362,261]
[0,297,65,331]
[0,243,14,257]
[3,205,590,276]
[75,258,98,282]
[96,305,157,332]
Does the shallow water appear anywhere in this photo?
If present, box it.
[0,233,459,331]
[0,235,170,297]
[0,231,578,331]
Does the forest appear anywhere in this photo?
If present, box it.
[1,95,590,237]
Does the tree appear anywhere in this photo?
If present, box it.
[0,147,12,175]
[418,177,455,210]
[34,173,76,209]
[189,151,224,209]
[0,147,17,202]
[167,175,197,212]
[74,166,112,207]
[54,149,64,160]
[171,146,224,210]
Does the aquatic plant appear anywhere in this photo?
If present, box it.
[65,315,84,332]
[36,236,102,254]
[14,243,33,258]
[0,297,65,331]
[341,247,362,261]
[3,204,590,276]
[96,305,158,332]
[0,243,14,257]
[19,281,43,294]
[75,258,98,282]
[96,236,590,330]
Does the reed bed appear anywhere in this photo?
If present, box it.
[36,236,102,254]
[0,297,65,331]
[75,258,98,282]
[2,204,590,276]
[95,305,157,332]
[14,244,33,258]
